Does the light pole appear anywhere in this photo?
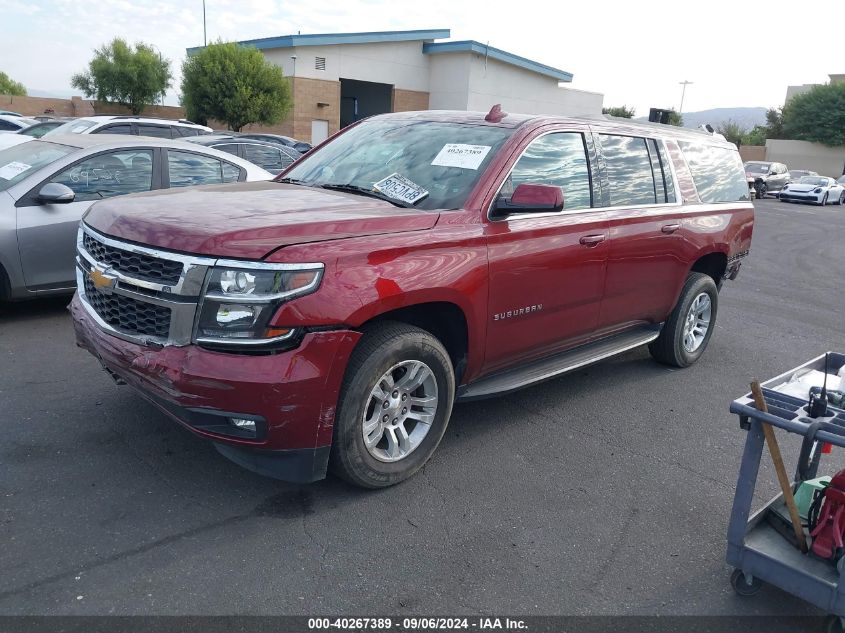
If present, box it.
[203,0,207,46]
[678,80,693,114]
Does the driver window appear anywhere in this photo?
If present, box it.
[504,132,592,210]
[49,150,154,202]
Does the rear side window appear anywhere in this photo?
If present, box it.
[94,124,133,135]
[678,141,751,203]
[175,127,199,137]
[243,144,286,173]
[211,143,240,157]
[167,150,236,188]
[599,135,657,206]
[137,124,173,139]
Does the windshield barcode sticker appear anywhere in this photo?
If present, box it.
[0,161,31,180]
[431,144,492,170]
[373,173,429,205]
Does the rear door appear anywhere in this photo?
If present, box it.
[483,127,609,373]
[593,133,689,331]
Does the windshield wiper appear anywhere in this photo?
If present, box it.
[277,177,309,185]
[318,183,412,208]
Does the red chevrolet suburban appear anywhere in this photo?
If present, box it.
[71,109,754,488]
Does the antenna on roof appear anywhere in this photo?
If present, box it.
[485,104,507,123]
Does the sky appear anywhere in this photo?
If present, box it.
[1,0,842,116]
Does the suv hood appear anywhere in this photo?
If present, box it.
[83,181,440,259]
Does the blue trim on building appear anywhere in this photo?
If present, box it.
[422,41,573,82]
[188,29,451,55]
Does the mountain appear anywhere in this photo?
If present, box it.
[636,107,767,131]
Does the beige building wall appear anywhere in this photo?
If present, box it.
[0,93,184,119]
[766,139,845,177]
[393,89,429,112]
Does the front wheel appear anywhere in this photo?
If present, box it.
[330,322,455,488]
[820,193,829,206]
[755,182,767,199]
[649,272,718,368]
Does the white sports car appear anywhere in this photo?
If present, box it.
[779,176,845,205]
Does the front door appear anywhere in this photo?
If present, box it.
[483,130,609,374]
[16,148,156,290]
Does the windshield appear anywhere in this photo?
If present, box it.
[44,119,99,136]
[281,119,513,210]
[744,162,770,173]
[798,176,828,186]
[0,140,77,191]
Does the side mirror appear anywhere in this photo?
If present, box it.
[36,183,75,204]
[493,183,564,216]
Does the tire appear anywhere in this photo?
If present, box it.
[820,193,829,206]
[330,322,455,489]
[730,569,762,596]
[838,192,845,205]
[755,182,767,199]
[649,272,719,368]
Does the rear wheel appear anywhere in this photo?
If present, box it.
[330,322,455,488]
[755,182,767,199]
[839,192,845,205]
[649,272,718,368]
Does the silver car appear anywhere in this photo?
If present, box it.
[0,134,273,301]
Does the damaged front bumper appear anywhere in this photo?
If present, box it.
[71,293,361,482]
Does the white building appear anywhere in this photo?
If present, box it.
[191,29,604,144]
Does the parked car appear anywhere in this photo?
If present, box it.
[744,160,789,198]
[0,134,273,301]
[186,135,302,173]
[788,169,818,180]
[70,109,754,488]
[0,114,39,133]
[0,110,23,116]
[44,115,212,138]
[779,176,845,205]
[235,132,312,154]
[18,119,69,138]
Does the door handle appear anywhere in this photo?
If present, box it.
[661,223,681,234]
[579,234,607,247]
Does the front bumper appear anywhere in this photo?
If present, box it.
[779,192,823,204]
[71,293,361,482]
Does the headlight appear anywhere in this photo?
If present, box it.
[195,262,323,348]
[814,187,823,193]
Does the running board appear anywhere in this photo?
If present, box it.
[456,324,661,402]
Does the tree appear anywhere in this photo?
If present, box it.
[71,38,172,115]
[667,111,683,127]
[0,71,26,96]
[742,125,767,146]
[782,82,845,147]
[602,105,635,118]
[717,119,747,147]
[764,107,785,139]
[181,41,292,131]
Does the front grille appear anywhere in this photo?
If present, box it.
[84,277,171,338]
[83,233,183,286]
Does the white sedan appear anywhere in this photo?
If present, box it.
[778,176,845,205]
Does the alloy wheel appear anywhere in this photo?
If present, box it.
[682,292,712,353]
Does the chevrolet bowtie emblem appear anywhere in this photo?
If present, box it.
[89,266,117,293]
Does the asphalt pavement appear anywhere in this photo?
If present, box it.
[2,197,844,616]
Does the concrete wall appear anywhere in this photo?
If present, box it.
[0,92,186,119]
[427,54,471,110]
[263,41,432,92]
[463,54,602,116]
[739,145,766,162]
[766,139,845,177]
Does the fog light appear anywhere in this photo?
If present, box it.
[230,418,256,433]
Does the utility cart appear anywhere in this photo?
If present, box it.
[728,352,845,630]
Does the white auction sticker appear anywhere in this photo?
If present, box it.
[0,161,31,180]
[431,144,492,170]
[373,173,429,205]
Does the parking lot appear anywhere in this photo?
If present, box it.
[1,197,843,616]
